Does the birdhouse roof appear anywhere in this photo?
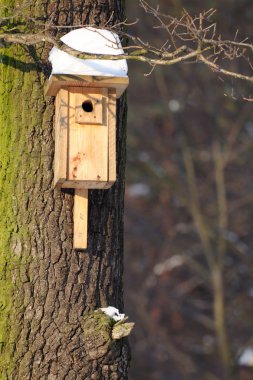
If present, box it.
[49,27,127,77]
[46,27,129,97]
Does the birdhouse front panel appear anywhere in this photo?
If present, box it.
[69,87,108,183]
[54,86,116,189]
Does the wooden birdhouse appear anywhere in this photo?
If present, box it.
[46,27,129,249]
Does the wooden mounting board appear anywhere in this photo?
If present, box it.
[45,74,129,99]
[74,189,88,249]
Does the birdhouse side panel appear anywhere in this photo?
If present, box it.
[54,88,69,188]
[68,87,109,184]
[104,89,117,188]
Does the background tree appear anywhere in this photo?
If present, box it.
[0,1,130,379]
[125,2,253,380]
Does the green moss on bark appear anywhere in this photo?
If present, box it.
[0,39,45,377]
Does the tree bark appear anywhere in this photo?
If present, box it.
[0,1,129,379]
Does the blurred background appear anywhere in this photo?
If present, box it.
[124,1,253,379]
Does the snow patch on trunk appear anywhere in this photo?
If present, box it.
[238,347,253,366]
[99,306,125,321]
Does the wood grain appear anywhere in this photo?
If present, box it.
[45,74,129,98]
[107,89,117,185]
[68,87,108,184]
[54,88,68,188]
[74,189,88,249]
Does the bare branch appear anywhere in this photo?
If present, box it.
[1,1,253,90]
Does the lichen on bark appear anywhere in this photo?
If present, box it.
[83,310,134,361]
[82,311,132,380]
[0,41,41,377]
[83,311,115,360]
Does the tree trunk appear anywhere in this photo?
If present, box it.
[0,1,129,379]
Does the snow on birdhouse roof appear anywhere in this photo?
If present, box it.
[49,27,128,77]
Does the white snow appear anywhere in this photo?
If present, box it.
[154,255,184,276]
[127,183,151,197]
[238,347,253,366]
[100,306,125,322]
[49,27,128,77]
